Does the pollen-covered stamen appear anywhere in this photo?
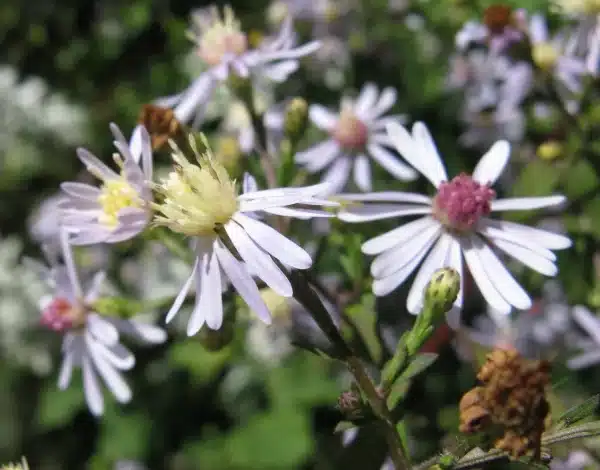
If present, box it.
[331,108,369,151]
[41,297,86,332]
[97,178,142,228]
[432,173,496,232]
[532,43,559,71]
[153,136,239,236]
[194,6,248,66]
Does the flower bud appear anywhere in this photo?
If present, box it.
[284,98,309,144]
[536,141,563,161]
[424,267,460,318]
[337,389,367,420]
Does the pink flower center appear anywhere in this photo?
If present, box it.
[432,173,495,231]
[332,109,369,151]
[41,297,86,332]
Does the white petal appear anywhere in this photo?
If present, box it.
[338,191,431,204]
[261,60,299,81]
[353,155,372,191]
[114,319,167,344]
[226,221,292,297]
[321,157,352,194]
[490,238,557,277]
[165,257,199,323]
[568,350,600,369]
[84,271,106,304]
[371,223,441,278]
[295,140,340,165]
[233,213,312,269]
[87,314,119,346]
[173,74,215,124]
[491,195,566,211]
[92,340,135,370]
[59,228,84,298]
[385,121,429,181]
[58,340,75,390]
[372,233,439,297]
[365,87,397,120]
[264,206,333,219]
[86,334,132,404]
[411,122,448,187]
[462,236,512,314]
[243,173,259,194]
[406,232,453,314]
[82,354,104,416]
[189,240,222,334]
[215,240,272,324]
[304,143,342,173]
[354,83,378,118]
[573,305,600,344]
[447,236,464,308]
[239,181,331,201]
[61,182,101,201]
[76,148,119,181]
[472,140,511,185]
[309,105,338,131]
[363,216,436,255]
[338,204,431,223]
[484,218,572,250]
[473,236,531,310]
[367,143,418,181]
[477,220,557,260]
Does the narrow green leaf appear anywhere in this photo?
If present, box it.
[399,353,438,381]
[386,377,411,410]
[557,394,600,427]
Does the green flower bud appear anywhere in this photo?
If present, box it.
[424,267,460,317]
[284,97,309,144]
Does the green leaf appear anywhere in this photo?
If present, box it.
[399,353,438,381]
[37,383,84,430]
[344,294,382,363]
[169,339,232,384]
[386,377,411,410]
[557,394,600,428]
[96,410,152,461]
[511,160,560,198]
[564,160,599,200]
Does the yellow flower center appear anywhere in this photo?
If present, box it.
[97,178,141,228]
[532,43,558,71]
[193,6,248,66]
[153,135,239,236]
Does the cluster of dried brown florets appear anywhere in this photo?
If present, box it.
[459,348,551,459]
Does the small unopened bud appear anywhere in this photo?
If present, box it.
[284,98,309,144]
[337,389,367,420]
[424,268,460,316]
[537,141,563,161]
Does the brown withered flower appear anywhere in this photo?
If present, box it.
[138,104,184,151]
[483,4,514,35]
[459,348,551,459]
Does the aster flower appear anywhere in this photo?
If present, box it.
[60,124,153,245]
[296,83,416,193]
[338,121,571,315]
[528,14,592,106]
[161,6,320,126]
[38,230,166,416]
[449,49,533,148]
[152,136,336,336]
[567,305,600,369]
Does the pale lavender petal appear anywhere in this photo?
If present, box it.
[338,204,431,223]
[214,240,272,323]
[472,140,511,185]
[321,157,352,194]
[491,195,566,211]
[82,353,104,416]
[108,318,167,344]
[295,140,340,165]
[365,87,397,121]
[76,148,119,181]
[367,143,418,181]
[489,238,557,276]
[86,333,132,403]
[338,191,431,204]
[233,213,312,269]
[87,313,119,346]
[173,74,215,124]
[309,105,338,131]
[447,236,464,308]
[61,182,101,201]
[362,216,436,255]
[353,154,372,192]
[165,256,199,323]
[573,305,600,344]
[59,228,83,298]
[354,83,378,119]
[482,218,571,250]
[411,122,448,187]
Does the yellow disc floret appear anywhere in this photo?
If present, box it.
[97,178,142,228]
[532,43,558,71]
[153,135,239,236]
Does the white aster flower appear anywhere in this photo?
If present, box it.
[60,124,153,245]
[567,305,600,369]
[296,83,416,194]
[38,230,167,416]
[528,14,592,102]
[163,6,320,126]
[153,136,336,336]
[554,0,600,15]
[338,121,571,315]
